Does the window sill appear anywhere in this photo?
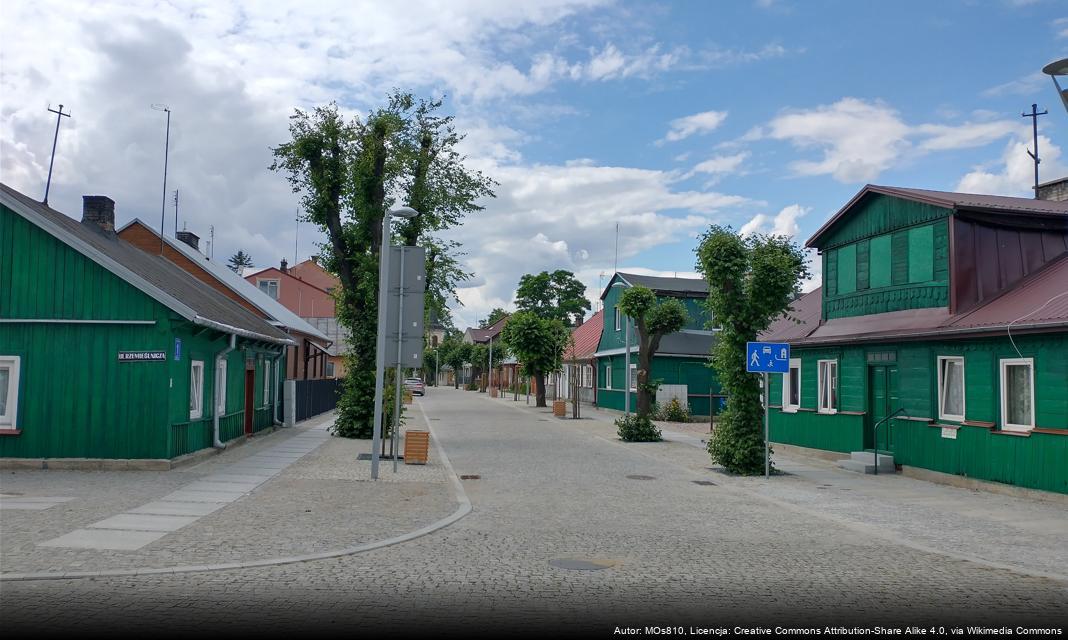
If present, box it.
[817,409,837,415]
[992,429,1031,437]
[838,410,865,416]
[0,428,22,436]
[1033,428,1068,436]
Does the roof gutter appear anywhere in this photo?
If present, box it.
[193,316,296,346]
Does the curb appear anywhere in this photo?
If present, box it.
[0,401,471,582]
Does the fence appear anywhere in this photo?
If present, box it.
[292,378,343,422]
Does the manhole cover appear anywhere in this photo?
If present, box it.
[691,480,716,486]
[460,474,481,480]
[626,474,656,480]
[549,558,617,571]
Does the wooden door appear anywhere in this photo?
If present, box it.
[244,369,255,435]
[867,365,900,452]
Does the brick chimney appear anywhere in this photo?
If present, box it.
[176,230,200,251]
[280,258,288,273]
[1036,176,1068,202]
[81,195,115,233]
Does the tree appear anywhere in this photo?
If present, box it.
[422,346,438,385]
[617,285,689,418]
[480,308,509,328]
[695,226,808,475]
[439,338,471,389]
[501,311,569,408]
[271,93,493,438]
[515,270,591,325]
[227,250,254,273]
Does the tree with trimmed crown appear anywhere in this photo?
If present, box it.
[616,285,689,419]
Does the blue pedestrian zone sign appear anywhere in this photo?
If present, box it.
[746,342,790,373]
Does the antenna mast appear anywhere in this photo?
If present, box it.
[43,104,71,206]
[1021,103,1048,198]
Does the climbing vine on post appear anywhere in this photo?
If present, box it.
[695,226,808,475]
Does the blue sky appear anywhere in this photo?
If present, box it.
[2,0,1066,329]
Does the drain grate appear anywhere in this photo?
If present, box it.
[626,474,656,480]
[549,558,617,571]
[460,474,481,480]
[691,480,717,486]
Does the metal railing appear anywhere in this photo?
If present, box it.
[873,407,906,476]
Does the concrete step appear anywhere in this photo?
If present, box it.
[836,459,877,474]
[850,451,896,472]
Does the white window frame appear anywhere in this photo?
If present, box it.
[258,279,280,299]
[614,306,621,331]
[629,363,637,392]
[605,364,612,390]
[999,357,1035,432]
[262,360,270,407]
[936,356,966,422]
[583,364,593,388]
[782,358,801,413]
[189,360,205,420]
[216,359,228,415]
[0,355,21,428]
[326,361,335,378]
[817,359,838,414]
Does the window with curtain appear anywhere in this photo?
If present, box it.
[782,358,801,412]
[190,360,205,420]
[605,364,612,389]
[258,279,279,299]
[818,360,838,414]
[1000,358,1034,431]
[216,360,228,414]
[263,360,270,407]
[0,356,20,427]
[614,306,621,331]
[937,356,965,421]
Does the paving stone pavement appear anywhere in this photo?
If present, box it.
[1,387,1066,637]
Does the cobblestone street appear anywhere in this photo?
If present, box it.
[2,388,1066,636]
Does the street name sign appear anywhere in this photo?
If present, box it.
[118,351,167,362]
[746,342,790,373]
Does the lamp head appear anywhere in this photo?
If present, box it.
[389,206,419,219]
[150,103,170,112]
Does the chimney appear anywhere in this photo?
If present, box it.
[81,195,115,233]
[280,258,288,273]
[176,230,200,251]
[1036,176,1068,202]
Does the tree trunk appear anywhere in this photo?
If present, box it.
[535,371,547,407]
[636,345,654,417]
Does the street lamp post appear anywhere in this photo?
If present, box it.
[610,282,631,417]
[1042,58,1068,116]
[370,206,420,480]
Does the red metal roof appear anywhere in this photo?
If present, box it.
[564,310,604,361]
[761,288,822,342]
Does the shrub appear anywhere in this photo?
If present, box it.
[466,381,480,391]
[661,397,690,423]
[616,414,662,442]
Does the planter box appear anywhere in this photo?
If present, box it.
[490,387,498,398]
[553,400,567,417]
[404,431,430,465]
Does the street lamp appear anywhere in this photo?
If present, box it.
[610,282,631,417]
[371,206,419,480]
[1042,58,1068,116]
[150,104,171,254]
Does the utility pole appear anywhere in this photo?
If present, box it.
[151,104,171,252]
[1022,103,1048,198]
[43,104,71,206]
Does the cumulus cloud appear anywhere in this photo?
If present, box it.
[662,110,729,143]
[956,133,1066,196]
[739,204,809,239]
[758,98,1022,182]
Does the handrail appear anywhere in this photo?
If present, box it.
[873,407,906,476]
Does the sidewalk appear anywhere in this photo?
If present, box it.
[478,390,1068,582]
[0,404,461,576]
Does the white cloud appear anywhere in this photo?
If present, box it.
[981,72,1048,97]
[1055,17,1068,38]
[956,133,1066,196]
[739,204,809,239]
[692,152,750,176]
[662,110,729,143]
[759,98,1023,183]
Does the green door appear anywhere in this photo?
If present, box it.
[867,365,899,451]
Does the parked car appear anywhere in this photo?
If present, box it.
[403,378,426,396]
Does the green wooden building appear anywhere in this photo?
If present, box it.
[594,273,720,416]
[0,183,294,465]
[761,185,1068,494]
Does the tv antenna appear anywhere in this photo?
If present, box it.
[1021,103,1048,198]
[43,103,71,206]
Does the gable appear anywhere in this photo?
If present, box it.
[810,192,951,251]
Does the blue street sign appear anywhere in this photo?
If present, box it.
[746,341,790,373]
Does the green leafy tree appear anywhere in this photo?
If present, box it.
[440,338,471,389]
[227,250,254,273]
[480,308,509,328]
[502,311,569,407]
[515,270,591,325]
[695,226,808,475]
[422,346,438,385]
[617,285,689,419]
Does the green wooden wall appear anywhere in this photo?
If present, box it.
[597,275,712,353]
[595,353,718,416]
[768,334,1068,493]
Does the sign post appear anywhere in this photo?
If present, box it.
[745,341,790,479]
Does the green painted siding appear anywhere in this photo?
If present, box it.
[770,335,1068,494]
[595,353,718,416]
[817,193,950,250]
[869,235,892,288]
[907,225,934,283]
[596,274,712,353]
[836,244,856,294]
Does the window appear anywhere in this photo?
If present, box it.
[189,360,205,420]
[262,360,270,407]
[782,358,801,412]
[1000,358,1034,431]
[216,359,228,414]
[937,356,965,421]
[605,364,612,389]
[817,359,838,414]
[582,365,593,388]
[629,363,637,392]
[837,244,857,294]
[258,279,279,299]
[0,356,21,427]
[326,361,335,378]
[614,306,621,331]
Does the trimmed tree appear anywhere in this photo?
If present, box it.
[617,285,689,418]
[695,226,808,475]
[501,311,569,408]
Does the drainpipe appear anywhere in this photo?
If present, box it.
[213,333,236,449]
[271,353,282,426]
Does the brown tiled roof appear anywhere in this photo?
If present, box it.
[564,310,603,361]
[759,255,1068,345]
[807,184,1068,248]
[465,315,509,343]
